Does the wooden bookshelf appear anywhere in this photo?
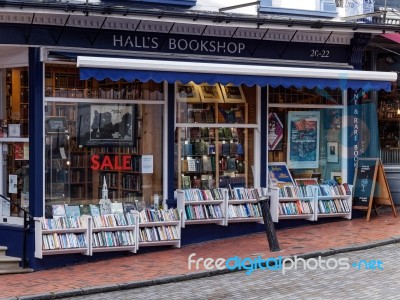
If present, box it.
[137,208,182,248]
[34,216,91,258]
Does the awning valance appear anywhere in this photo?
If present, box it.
[77,56,397,91]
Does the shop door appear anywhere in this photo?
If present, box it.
[0,141,29,226]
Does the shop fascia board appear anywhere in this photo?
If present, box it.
[77,56,398,82]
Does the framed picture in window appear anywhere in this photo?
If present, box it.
[327,142,339,163]
[45,116,67,134]
[287,111,320,169]
[77,103,136,147]
[198,84,223,103]
[220,84,246,103]
[176,82,201,103]
[8,123,21,137]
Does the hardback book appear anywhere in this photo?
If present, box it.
[231,128,238,139]
[227,158,237,171]
[208,144,215,154]
[219,175,231,188]
[182,175,191,189]
[223,128,232,139]
[89,204,101,216]
[234,110,244,123]
[65,205,81,217]
[52,204,66,217]
[110,202,124,214]
[183,143,193,156]
[218,107,226,123]
[205,110,215,123]
[208,128,215,139]
[236,143,244,155]
[187,158,197,172]
[230,143,237,156]
[222,143,231,156]
[218,128,225,138]
[201,179,209,190]
[181,159,189,172]
[194,141,209,155]
[123,202,137,214]
[193,111,204,123]
[200,127,209,138]
[226,110,236,123]
[192,177,201,189]
[190,127,201,139]
[202,156,213,172]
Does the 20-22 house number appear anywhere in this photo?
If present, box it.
[310,50,330,58]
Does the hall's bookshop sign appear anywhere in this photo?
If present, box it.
[111,33,349,62]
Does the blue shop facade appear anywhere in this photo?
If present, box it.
[0,6,396,270]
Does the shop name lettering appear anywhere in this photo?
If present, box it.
[353,93,360,168]
[113,35,246,54]
[91,154,131,171]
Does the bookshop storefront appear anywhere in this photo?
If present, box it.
[0,22,397,269]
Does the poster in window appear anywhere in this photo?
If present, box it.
[77,104,136,147]
[287,111,320,169]
[268,112,284,151]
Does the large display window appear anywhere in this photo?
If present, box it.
[267,86,345,184]
[44,64,164,217]
[175,82,257,190]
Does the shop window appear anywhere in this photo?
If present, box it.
[175,82,257,190]
[376,54,400,165]
[268,86,344,183]
[44,65,164,217]
[0,67,29,222]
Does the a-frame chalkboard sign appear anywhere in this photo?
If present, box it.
[352,158,397,221]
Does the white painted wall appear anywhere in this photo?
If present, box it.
[192,0,258,14]
[271,0,318,11]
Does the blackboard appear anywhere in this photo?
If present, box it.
[353,158,378,208]
[352,158,396,221]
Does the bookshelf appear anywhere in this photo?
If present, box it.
[269,186,315,222]
[137,208,182,248]
[6,68,29,137]
[175,82,249,190]
[34,216,91,258]
[226,188,264,224]
[315,184,352,220]
[91,212,138,254]
[176,189,225,228]
[269,184,353,222]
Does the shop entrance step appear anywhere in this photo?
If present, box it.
[0,246,32,275]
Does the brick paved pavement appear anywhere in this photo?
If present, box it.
[61,243,400,300]
[1,208,400,300]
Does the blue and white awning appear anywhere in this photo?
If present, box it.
[77,56,397,91]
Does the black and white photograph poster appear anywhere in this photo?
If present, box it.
[77,104,135,146]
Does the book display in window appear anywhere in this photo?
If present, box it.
[176,189,225,227]
[175,82,249,190]
[138,208,182,248]
[45,101,145,203]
